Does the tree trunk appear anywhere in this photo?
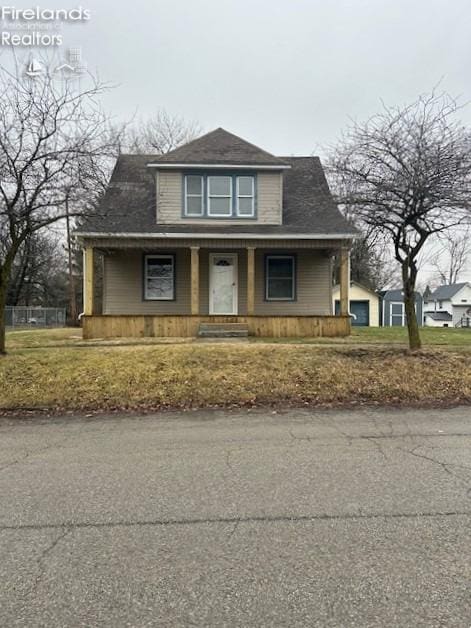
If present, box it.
[402,262,421,351]
[0,267,8,355]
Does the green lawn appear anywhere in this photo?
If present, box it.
[5,325,471,351]
[1,326,470,414]
[263,326,471,348]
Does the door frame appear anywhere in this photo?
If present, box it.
[209,253,238,315]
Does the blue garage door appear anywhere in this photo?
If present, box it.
[335,300,370,326]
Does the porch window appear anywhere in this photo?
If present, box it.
[184,175,204,216]
[236,176,255,217]
[208,176,232,216]
[265,255,296,301]
[144,254,175,300]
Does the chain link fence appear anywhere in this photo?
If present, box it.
[5,306,66,328]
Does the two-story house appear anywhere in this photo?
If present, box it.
[424,282,471,327]
[76,128,356,338]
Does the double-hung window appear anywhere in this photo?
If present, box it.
[184,175,204,216]
[265,255,296,301]
[144,255,175,300]
[236,176,255,217]
[207,176,232,216]
[183,174,256,218]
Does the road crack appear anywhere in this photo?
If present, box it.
[27,527,72,597]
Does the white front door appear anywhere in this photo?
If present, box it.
[209,253,238,315]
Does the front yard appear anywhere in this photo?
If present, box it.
[1,327,470,414]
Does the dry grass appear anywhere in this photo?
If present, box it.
[1,328,471,413]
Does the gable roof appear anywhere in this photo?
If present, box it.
[332,281,379,298]
[149,128,290,167]
[380,289,422,301]
[428,283,470,300]
[79,153,356,237]
[424,311,453,321]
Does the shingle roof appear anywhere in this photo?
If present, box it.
[424,311,453,321]
[428,283,470,300]
[80,153,356,237]
[149,128,290,167]
[380,289,422,301]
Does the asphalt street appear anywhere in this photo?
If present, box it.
[0,406,470,627]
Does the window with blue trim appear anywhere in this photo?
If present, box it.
[144,255,175,300]
[265,255,296,301]
[184,175,204,216]
[237,176,255,216]
[208,176,232,216]
[183,173,256,218]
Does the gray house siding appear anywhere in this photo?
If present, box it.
[102,248,331,316]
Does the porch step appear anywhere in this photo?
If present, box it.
[198,322,249,338]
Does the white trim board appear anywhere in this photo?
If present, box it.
[147,163,291,170]
[75,232,357,240]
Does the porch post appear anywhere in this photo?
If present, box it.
[339,247,350,316]
[190,246,200,315]
[83,246,95,316]
[247,246,255,316]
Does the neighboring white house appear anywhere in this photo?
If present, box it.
[424,311,454,328]
[332,281,379,326]
[424,282,471,327]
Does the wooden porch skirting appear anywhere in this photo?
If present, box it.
[82,315,351,339]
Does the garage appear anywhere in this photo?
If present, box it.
[332,281,379,327]
[335,299,370,326]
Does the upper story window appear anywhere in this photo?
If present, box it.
[237,176,255,216]
[184,175,204,216]
[208,176,232,216]
[183,173,256,219]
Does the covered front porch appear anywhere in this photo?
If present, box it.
[81,237,351,338]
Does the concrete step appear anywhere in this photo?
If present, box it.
[198,322,249,338]
[198,329,249,338]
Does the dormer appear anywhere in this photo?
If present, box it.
[147,128,291,226]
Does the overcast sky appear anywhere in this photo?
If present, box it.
[3,0,471,280]
[7,0,468,156]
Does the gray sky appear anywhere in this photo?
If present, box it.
[12,0,469,156]
[4,0,471,280]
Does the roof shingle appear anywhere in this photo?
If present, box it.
[79,130,357,237]
[428,283,470,300]
[149,128,290,167]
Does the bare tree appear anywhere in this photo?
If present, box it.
[333,209,399,291]
[0,56,115,353]
[125,109,202,154]
[431,228,470,285]
[7,230,68,307]
[330,92,471,349]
